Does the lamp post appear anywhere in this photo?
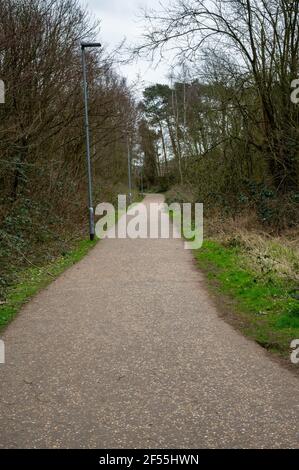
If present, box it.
[81,41,101,240]
[127,134,132,204]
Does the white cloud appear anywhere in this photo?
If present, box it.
[81,0,170,89]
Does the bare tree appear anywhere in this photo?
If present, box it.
[137,0,299,192]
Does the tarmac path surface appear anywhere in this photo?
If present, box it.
[0,194,299,448]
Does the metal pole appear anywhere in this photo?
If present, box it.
[81,45,94,240]
[81,42,101,240]
[141,169,144,194]
[127,134,132,204]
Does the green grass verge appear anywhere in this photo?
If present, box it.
[0,238,97,330]
[195,240,299,357]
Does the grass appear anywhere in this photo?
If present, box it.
[166,186,299,359]
[195,239,299,357]
[0,237,97,330]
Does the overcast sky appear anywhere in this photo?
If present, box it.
[81,0,170,91]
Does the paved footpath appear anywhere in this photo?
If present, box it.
[1,194,299,448]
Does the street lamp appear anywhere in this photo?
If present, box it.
[81,41,101,240]
[127,134,132,204]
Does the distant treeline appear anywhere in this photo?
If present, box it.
[137,0,299,229]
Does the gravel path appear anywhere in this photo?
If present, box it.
[0,194,299,448]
